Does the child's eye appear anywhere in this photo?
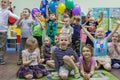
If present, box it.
[65,39,67,41]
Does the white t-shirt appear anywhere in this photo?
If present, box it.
[22,49,39,66]
[0,8,19,32]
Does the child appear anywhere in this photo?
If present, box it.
[79,44,96,80]
[17,37,47,79]
[108,32,120,69]
[82,20,120,71]
[54,33,80,80]
[46,33,60,68]
[46,5,58,46]
[60,17,73,36]
[17,8,38,65]
[85,9,103,47]
[0,0,19,64]
[32,8,45,54]
[71,16,82,56]
[42,36,52,65]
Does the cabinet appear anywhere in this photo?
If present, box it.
[6,37,17,51]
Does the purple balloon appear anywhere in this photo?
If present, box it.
[72,4,81,16]
[31,8,40,18]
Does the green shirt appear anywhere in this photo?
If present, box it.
[32,22,45,37]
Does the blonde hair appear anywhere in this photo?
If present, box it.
[25,37,38,49]
[59,33,71,42]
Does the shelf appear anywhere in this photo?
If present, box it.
[6,37,17,51]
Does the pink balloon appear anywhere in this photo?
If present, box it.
[72,4,81,16]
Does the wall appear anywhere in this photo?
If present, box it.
[9,0,120,16]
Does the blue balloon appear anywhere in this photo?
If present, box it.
[49,1,58,12]
[42,0,48,7]
[40,7,46,18]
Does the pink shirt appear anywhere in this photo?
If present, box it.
[108,43,120,59]
[79,56,96,72]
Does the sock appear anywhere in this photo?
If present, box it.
[74,67,79,73]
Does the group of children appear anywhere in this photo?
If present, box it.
[0,0,120,80]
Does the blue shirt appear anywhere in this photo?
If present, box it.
[71,23,81,39]
[54,47,79,72]
[93,38,108,56]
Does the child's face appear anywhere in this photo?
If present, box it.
[89,17,96,22]
[82,47,92,59]
[44,37,51,46]
[1,0,9,9]
[34,12,41,18]
[23,9,30,18]
[55,36,59,45]
[64,18,70,27]
[74,19,80,25]
[28,48,35,53]
[59,35,69,49]
[50,13,56,20]
[112,33,119,42]
[95,28,105,39]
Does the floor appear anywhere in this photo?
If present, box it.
[0,52,120,80]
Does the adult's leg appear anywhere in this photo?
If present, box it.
[0,32,7,64]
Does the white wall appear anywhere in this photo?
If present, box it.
[9,0,120,16]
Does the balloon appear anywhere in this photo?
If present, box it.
[40,7,46,17]
[31,8,40,18]
[65,0,74,10]
[49,1,58,12]
[42,0,47,7]
[72,4,81,16]
[57,3,66,14]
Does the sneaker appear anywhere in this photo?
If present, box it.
[17,60,22,65]
[0,60,5,65]
[74,72,80,79]
[112,63,120,69]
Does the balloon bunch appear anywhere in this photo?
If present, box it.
[40,0,81,17]
[57,0,81,16]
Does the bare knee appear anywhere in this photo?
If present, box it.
[59,73,68,80]
[103,63,111,71]
[63,55,71,62]
[25,74,33,79]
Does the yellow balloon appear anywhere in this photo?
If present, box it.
[57,3,66,14]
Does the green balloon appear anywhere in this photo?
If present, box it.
[65,0,74,10]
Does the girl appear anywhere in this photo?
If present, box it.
[17,8,38,65]
[17,37,47,79]
[32,8,45,54]
[82,20,120,71]
[79,44,96,80]
[42,36,52,66]
[108,32,120,69]
[85,9,103,47]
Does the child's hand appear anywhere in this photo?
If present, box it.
[20,12,24,19]
[31,57,36,62]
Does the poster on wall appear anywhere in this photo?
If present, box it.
[92,8,109,32]
[109,8,120,33]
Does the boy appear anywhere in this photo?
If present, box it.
[0,0,19,64]
[54,33,80,80]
